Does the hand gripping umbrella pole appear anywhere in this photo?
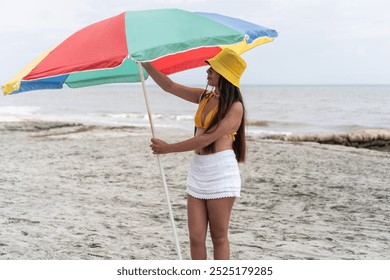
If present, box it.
[137,62,182,260]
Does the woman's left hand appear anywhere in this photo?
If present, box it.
[150,138,170,154]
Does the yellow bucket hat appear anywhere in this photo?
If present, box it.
[206,48,247,88]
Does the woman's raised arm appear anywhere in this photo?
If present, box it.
[142,62,204,104]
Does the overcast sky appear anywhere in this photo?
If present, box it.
[1,0,389,86]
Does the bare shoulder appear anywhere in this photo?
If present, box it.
[229,101,244,115]
[221,102,243,124]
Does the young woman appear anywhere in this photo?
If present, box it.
[142,48,247,260]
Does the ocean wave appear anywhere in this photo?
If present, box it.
[0,106,40,114]
[246,120,269,127]
[0,106,40,122]
[1,105,388,142]
[102,113,193,121]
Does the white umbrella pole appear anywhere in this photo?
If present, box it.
[137,62,182,260]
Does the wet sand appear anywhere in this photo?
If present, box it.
[1,121,389,259]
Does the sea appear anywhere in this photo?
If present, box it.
[1,85,389,136]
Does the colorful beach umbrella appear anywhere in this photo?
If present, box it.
[3,9,277,95]
[2,9,278,259]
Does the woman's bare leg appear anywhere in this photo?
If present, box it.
[187,195,208,259]
[207,197,236,260]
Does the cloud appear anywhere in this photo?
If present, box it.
[0,0,93,32]
[355,47,366,57]
[330,0,390,39]
[154,0,207,4]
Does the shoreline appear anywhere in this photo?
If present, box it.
[263,129,390,153]
[1,121,389,259]
[2,120,388,152]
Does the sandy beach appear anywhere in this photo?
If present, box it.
[0,121,389,260]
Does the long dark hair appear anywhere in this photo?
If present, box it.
[202,76,246,162]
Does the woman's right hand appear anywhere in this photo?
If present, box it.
[150,138,171,154]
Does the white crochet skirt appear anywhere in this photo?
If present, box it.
[186,150,241,199]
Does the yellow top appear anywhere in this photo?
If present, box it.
[194,92,218,129]
[194,92,237,141]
